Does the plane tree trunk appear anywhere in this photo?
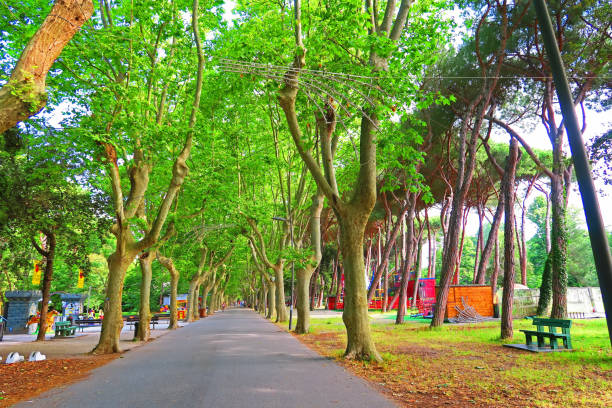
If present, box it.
[186,248,209,322]
[276,0,417,362]
[0,0,94,133]
[137,250,155,341]
[92,0,204,354]
[158,255,180,329]
[295,191,323,334]
[94,244,137,354]
[338,208,381,361]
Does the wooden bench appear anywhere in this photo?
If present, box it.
[74,319,103,332]
[125,315,161,330]
[54,321,78,337]
[520,318,572,351]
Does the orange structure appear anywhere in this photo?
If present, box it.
[439,284,493,319]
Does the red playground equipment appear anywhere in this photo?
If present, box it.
[327,272,436,314]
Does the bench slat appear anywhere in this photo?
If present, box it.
[531,318,572,328]
[520,329,569,338]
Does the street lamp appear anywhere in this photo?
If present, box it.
[272,215,295,330]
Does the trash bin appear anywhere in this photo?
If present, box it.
[133,321,139,340]
[199,308,205,317]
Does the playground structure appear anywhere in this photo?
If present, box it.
[160,294,203,319]
[26,309,60,335]
[327,272,437,315]
[328,272,496,320]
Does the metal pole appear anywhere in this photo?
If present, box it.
[533,0,612,346]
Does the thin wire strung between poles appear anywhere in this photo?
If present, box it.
[219,58,394,109]
[216,59,610,80]
[236,66,364,152]
[217,58,392,99]
[216,58,391,128]
[221,66,376,127]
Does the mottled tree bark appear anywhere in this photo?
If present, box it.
[295,192,323,334]
[243,217,288,322]
[158,255,180,329]
[92,0,204,354]
[93,247,136,354]
[186,248,208,322]
[0,0,94,133]
[277,0,414,362]
[273,265,288,322]
[339,211,381,361]
[266,278,276,320]
[137,251,155,341]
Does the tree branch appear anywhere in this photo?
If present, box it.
[0,0,94,133]
[389,0,413,42]
[485,115,554,179]
[31,236,49,257]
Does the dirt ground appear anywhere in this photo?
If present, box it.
[0,327,175,407]
[292,330,612,408]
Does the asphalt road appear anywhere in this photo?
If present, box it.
[16,309,397,408]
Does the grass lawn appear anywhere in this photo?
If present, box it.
[277,314,612,407]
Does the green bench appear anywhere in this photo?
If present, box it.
[520,318,572,351]
[54,321,78,337]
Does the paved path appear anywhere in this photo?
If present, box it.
[16,309,396,408]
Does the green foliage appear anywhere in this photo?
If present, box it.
[0,126,111,295]
[528,197,602,290]
[537,253,552,315]
[3,0,609,316]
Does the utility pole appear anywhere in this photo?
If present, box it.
[534,0,612,346]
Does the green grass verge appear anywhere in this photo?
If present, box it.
[278,313,612,407]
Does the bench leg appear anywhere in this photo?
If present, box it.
[537,335,544,348]
[525,334,533,347]
[550,337,558,349]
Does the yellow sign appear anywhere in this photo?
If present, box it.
[32,260,42,285]
[77,269,85,288]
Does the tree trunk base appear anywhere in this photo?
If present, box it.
[91,340,120,355]
[344,342,382,363]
